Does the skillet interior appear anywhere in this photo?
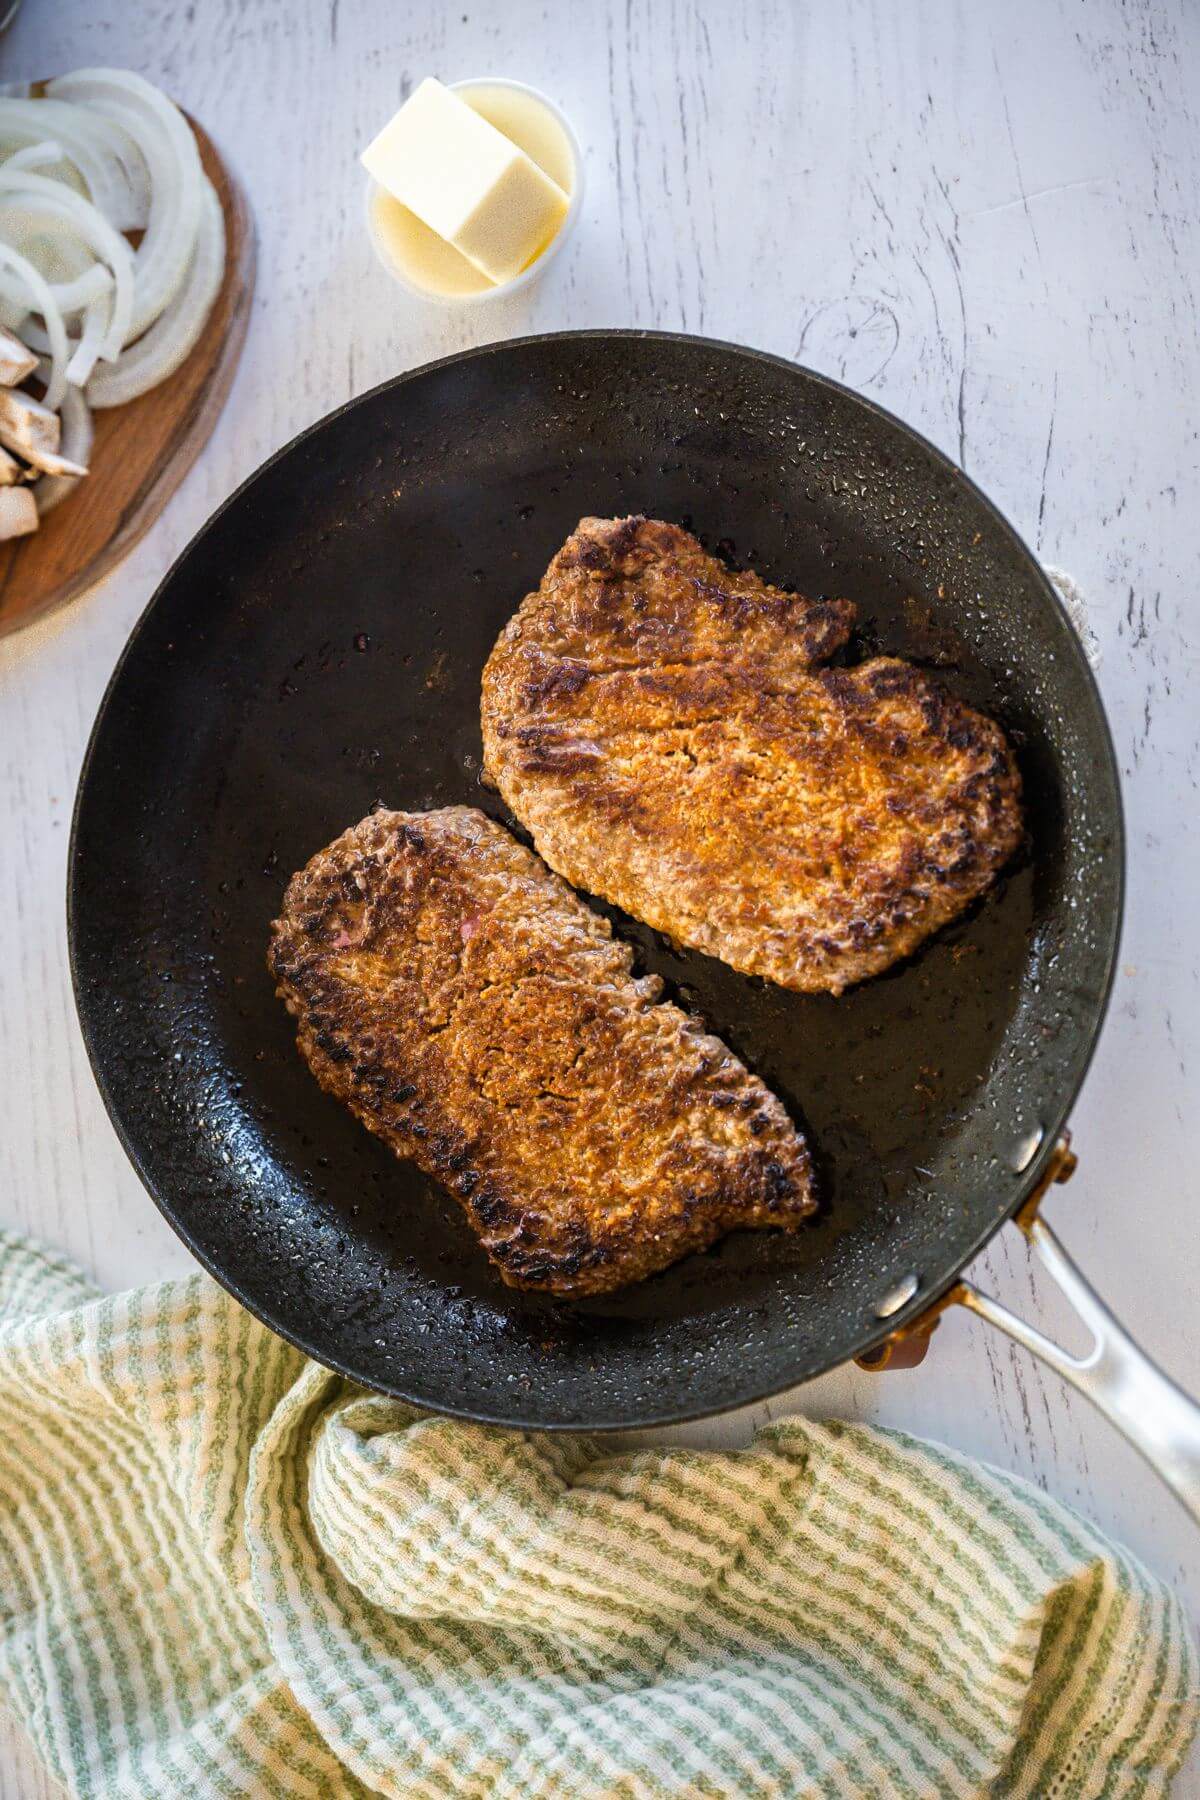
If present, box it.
[69,331,1122,1428]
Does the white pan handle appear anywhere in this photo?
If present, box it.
[961,1215,1200,1526]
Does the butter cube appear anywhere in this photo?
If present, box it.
[361,78,570,286]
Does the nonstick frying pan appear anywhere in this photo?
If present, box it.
[68,331,1200,1514]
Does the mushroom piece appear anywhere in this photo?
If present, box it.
[0,387,86,477]
[0,386,59,461]
[29,447,89,478]
[0,485,38,539]
[0,445,22,485]
[0,325,38,388]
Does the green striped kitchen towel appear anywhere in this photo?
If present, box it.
[0,1228,1195,1798]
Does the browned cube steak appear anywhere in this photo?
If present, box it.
[268,807,814,1296]
[481,516,1024,995]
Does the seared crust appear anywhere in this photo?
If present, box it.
[268,807,814,1297]
[482,516,1024,994]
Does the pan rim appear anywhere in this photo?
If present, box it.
[67,328,1126,1430]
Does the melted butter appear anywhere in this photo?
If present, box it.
[369,82,575,299]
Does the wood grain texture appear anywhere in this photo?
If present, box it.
[1,0,1199,1791]
[0,116,254,636]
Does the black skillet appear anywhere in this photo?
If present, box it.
[72,330,1156,1449]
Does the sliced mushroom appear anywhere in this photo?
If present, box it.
[0,326,38,388]
[29,447,88,479]
[0,485,38,538]
[0,445,22,485]
[0,387,66,472]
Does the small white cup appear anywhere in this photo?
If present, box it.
[364,77,583,306]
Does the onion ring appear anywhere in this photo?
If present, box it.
[47,70,202,342]
[0,246,113,324]
[0,173,132,353]
[0,97,142,228]
[65,286,110,386]
[88,176,223,407]
[0,241,67,408]
[4,140,67,173]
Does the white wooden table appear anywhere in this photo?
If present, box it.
[3,1,1198,1791]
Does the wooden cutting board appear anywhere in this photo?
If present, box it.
[0,114,255,637]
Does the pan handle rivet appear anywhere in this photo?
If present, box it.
[1010,1125,1045,1173]
[875,1272,920,1318]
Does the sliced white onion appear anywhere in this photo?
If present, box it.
[4,140,66,173]
[65,286,110,385]
[0,242,67,408]
[88,176,223,408]
[0,174,132,353]
[0,97,142,227]
[0,242,113,323]
[0,69,228,521]
[33,375,92,515]
[32,99,151,229]
[9,231,110,382]
[0,211,88,300]
[3,98,149,227]
[6,220,90,286]
[9,220,109,387]
[46,70,202,342]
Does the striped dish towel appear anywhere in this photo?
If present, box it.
[0,1229,1194,1798]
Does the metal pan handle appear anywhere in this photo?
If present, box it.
[959,1215,1200,1526]
[861,1138,1200,1525]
